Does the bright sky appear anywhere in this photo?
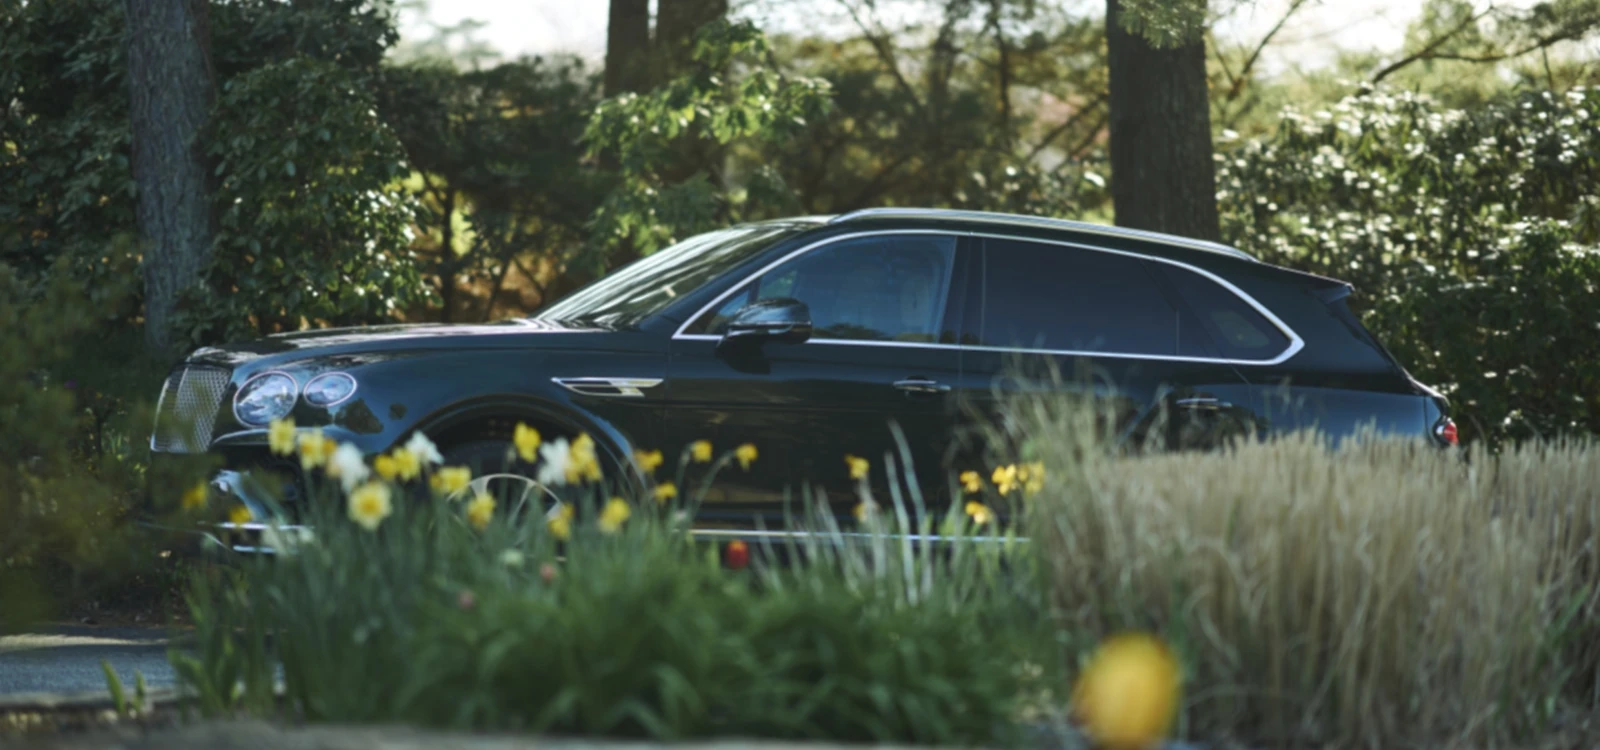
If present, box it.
[395,0,1540,74]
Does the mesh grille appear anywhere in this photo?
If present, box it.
[152,366,231,453]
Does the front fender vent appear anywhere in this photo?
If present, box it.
[551,377,663,398]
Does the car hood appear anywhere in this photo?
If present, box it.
[185,318,634,369]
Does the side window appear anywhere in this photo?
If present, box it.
[1156,265,1290,360]
[979,239,1178,355]
[692,235,960,342]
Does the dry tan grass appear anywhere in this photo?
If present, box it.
[1013,398,1600,749]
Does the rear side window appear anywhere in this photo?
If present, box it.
[979,239,1178,355]
[1155,265,1290,360]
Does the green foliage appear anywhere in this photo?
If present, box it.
[1218,86,1600,443]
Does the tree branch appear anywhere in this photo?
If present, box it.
[1226,0,1311,101]
[1026,91,1108,162]
[836,0,926,114]
[1370,6,1494,84]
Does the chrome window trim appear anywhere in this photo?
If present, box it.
[672,229,1304,367]
[829,207,1259,262]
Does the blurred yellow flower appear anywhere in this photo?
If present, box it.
[1071,633,1182,750]
[514,422,541,462]
[992,464,1019,495]
[635,449,664,473]
[959,470,983,494]
[845,454,869,480]
[547,503,574,541]
[465,492,495,531]
[853,500,876,521]
[228,504,252,525]
[964,501,994,525]
[374,453,399,481]
[391,447,422,481]
[181,481,208,511]
[599,497,632,533]
[348,481,393,531]
[297,429,337,471]
[690,439,713,463]
[268,418,296,456]
[1022,461,1046,495]
[566,433,602,484]
[653,481,679,504]
[431,466,472,497]
[735,443,758,470]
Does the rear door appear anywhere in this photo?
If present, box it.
[952,236,1262,487]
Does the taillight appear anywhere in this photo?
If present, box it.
[1434,418,1459,447]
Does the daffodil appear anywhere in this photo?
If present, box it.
[181,481,208,511]
[297,428,337,471]
[514,422,541,462]
[374,453,399,481]
[1071,632,1181,750]
[547,502,575,540]
[229,504,253,525]
[992,464,1019,495]
[465,492,495,531]
[653,481,679,504]
[735,443,758,470]
[965,501,995,525]
[854,500,877,521]
[599,497,631,533]
[689,439,712,463]
[404,431,443,465]
[845,454,870,480]
[391,447,422,481]
[268,418,296,456]
[430,465,472,497]
[327,443,370,493]
[348,481,393,531]
[1022,461,1046,495]
[635,449,664,474]
[566,433,602,484]
[959,470,983,494]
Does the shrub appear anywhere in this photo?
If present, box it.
[1015,393,1600,748]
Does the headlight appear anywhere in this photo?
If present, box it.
[303,372,357,407]
[234,372,297,426]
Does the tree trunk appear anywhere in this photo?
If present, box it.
[1105,0,1220,242]
[125,0,217,352]
[604,0,651,96]
[656,0,728,78]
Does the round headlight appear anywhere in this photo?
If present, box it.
[303,372,357,407]
[234,372,297,426]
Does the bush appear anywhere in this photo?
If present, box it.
[1016,393,1600,748]
[174,431,1052,745]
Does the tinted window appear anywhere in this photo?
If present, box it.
[537,222,806,326]
[693,235,959,342]
[1156,265,1290,360]
[979,239,1178,355]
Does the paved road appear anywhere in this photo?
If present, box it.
[0,627,178,698]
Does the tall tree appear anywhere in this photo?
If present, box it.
[604,0,651,96]
[1105,0,1220,241]
[656,0,728,76]
[124,0,217,351]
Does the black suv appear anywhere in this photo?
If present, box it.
[150,208,1455,535]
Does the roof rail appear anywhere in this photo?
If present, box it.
[828,207,1257,262]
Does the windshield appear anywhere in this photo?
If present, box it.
[535,222,809,326]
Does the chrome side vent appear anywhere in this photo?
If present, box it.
[151,366,231,453]
[551,377,663,398]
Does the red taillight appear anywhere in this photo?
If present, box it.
[1434,418,1459,447]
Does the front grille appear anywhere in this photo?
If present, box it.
[151,366,231,453]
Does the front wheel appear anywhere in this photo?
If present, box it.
[441,440,563,527]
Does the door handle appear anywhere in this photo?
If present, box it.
[894,377,951,395]
[1175,396,1231,411]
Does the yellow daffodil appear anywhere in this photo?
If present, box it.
[689,439,713,464]
[735,443,758,470]
[514,422,541,462]
[229,504,253,525]
[348,481,393,531]
[297,429,337,471]
[430,465,472,497]
[565,433,602,484]
[959,470,983,494]
[374,453,399,481]
[653,481,679,505]
[268,418,296,456]
[853,500,876,521]
[181,481,208,511]
[1022,461,1046,496]
[599,497,631,533]
[965,501,995,525]
[465,492,495,531]
[1071,632,1182,750]
[992,464,1019,495]
[845,454,870,480]
[547,503,575,541]
[635,449,664,474]
[391,447,422,481]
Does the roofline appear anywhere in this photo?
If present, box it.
[827,208,1258,262]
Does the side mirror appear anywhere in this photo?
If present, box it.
[719,298,813,349]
